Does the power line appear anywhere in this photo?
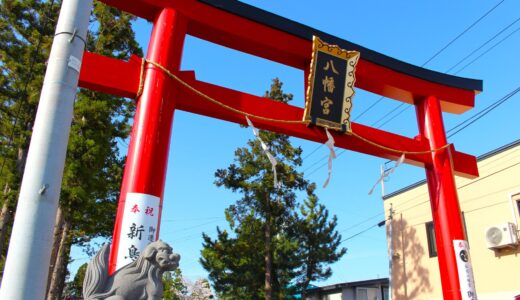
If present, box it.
[422,0,506,67]
[301,144,324,161]
[316,150,520,244]
[454,24,520,75]
[301,1,505,168]
[447,85,520,138]
[166,219,224,233]
[446,15,520,73]
[304,149,346,177]
[371,102,404,128]
[354,96,385,123]
[373,82,520,177]
[392,159,520,216]
[308,70,509,175]
[305,86,520,216]
[161,216,224,222]
[345,157,520,243]
[338,211,385,234]
[306,82,519,182]
[377,104,409,129]
[302,153,329,174]
[302,93,383,165]
[374,15,520,128]
[388,149,520,214]
[340,222,383,243]
[340,149,520,243]
[362,1,507,129]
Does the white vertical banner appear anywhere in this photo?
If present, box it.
[453,240,478,300]
[116,193,160,270]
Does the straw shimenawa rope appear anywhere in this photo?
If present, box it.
[136,58,452,155]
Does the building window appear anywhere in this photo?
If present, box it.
[356,287,381,300]
[426,221,437,257]
[356,288,368,300]
[517,199,520,217]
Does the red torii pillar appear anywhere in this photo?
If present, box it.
[417,96,474,300]
[79,1,482,299]
[108,9,186,273]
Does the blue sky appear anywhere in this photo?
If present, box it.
[71,0,520,286]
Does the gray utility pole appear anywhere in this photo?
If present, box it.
[0,0,92,298]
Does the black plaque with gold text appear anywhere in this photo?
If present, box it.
[304,36,360,132]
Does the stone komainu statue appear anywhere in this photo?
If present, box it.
[83,240,180,300]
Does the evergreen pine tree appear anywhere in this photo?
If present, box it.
[295,183,347,293]
[201,79,346,299]
[0,1,60,271]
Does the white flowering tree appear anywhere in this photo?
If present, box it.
[168,272,213,300]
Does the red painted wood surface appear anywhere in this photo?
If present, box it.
[416,96,469,300]
[79,2,482,298]
[99,0,478,113]
[108,8,187,274]
[79,52,478,178]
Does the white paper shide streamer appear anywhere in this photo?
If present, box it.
[323,128,337,188]
[245,117,281,188]
[368,154,405,195]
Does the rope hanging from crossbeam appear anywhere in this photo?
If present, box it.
[136,58,452,156]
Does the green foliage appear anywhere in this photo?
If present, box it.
[201,218,265,299]
[163,269,189,300]
[0,0,59,202]
[201,79,346,299]
[294,183,347,292]
[64,263,87,297]
[0,0,142,268]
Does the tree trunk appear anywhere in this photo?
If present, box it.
[47,218,71,300]
[0,184,12,255]
[0,184,13,284]
[264,221,273,300]
[16,142,29,177]
[301,259,313,297]
[264,195,273,300]
[0,129,30,282]
[0,200,11,257]
[46,206,65,298]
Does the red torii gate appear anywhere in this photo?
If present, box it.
[79,1,482,299]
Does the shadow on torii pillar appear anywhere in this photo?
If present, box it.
[78,1,482,299]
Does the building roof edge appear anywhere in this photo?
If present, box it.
[383,139,520,200]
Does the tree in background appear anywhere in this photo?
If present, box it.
[294,183,347,294]
[164,268,189,300]
[63,263,87,298]
[162,268,213,300]
[0,0,60,271]
[201,79,346,300]
[0,0,142,298]
[190,278,214,300]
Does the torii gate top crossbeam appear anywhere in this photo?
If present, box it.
[79,0,482,178]
[101,0,482,113]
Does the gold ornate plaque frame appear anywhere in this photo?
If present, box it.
[304,36,360,133]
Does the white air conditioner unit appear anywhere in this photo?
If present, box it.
[485,222,518,249]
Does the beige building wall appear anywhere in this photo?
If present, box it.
[384,141,520,300]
